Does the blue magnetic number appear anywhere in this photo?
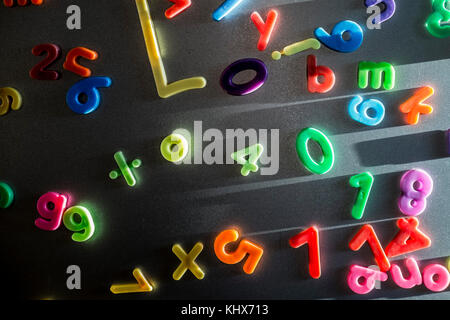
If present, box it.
[212,0,245,21]
[314,20,364,53]
[66,76,112,114]
[348,96,385,126]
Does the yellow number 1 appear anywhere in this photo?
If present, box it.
[135,0,207,98]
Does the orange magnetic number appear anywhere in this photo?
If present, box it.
[63,47,99,78]
[214,229,263,274]
[399,86,434,125]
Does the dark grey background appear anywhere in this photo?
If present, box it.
[0,0,449,299]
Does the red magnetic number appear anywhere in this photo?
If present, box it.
[349,224,390,272]
[165,0,191,19]
[30,44,61,80]
[289,226,321,279]
[63,47,99,78]
[385,217,431,258]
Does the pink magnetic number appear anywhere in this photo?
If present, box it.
[390,257,422,289]
[398,169,433,216]
[423,264,450,292]
[35,192,68,231]
[347,265,388,295]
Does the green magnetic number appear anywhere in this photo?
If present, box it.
[63,206,95,242]
[358,61,395,90]
[231,144,264,176]
[349,172,374,220]
[0,182,14,209]
[296,128,335,175]
[425,0,450,38]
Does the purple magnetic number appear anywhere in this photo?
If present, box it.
[220,58,268,96]
[365,0,396,24]
[398,169,433,217]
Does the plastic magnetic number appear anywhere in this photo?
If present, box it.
[231,144,264,176]
[3,0,43,6]
[0,87,22,116]
[0,182,14,209]
[296,127,335,175]
[160,133,189,163]
[66,76,112,114]
[110,268,153,294]
[390,257,422,289]
[365,0,396,25]
[347,265,388,295]
[348,96,385,126]
[358,61,395,90]
[165,0,191,19]
[307,55,335,93]
[349,172,374,220]
[30,44,61,80]
[251,9,278,51]
[63,47,99,78]
[214,229,263,274]
[35,192,68,231]
[399,86,434,125]
[136,0,206,98]
[220,58,268,96]
[349,224,390,272]
[385,217,431,258]
[423,264,450,292]
[212,0,245,21]
[63,206,95,242]
[398,169,433,216]
[314,20,364,53]
[289,227,321,279]
[425,0,450,38]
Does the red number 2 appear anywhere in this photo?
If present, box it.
[30,43,61,80]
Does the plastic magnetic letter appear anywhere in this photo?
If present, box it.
[160,133,189,163]
[314,20,363,53]
[365,0,396,25]
[447,129,450,154]
[347,265,388,294]
[4,0,43,6]
[423,264,450,292]
[30,43,61,80]
[296,127,335,175]
[358,61,395,90]
[348,96,385,126]
[35,192,68,231]
[0,87,22,116]
[0,182,14,209]
[63,47,99,78]
[136,0,206,98]
[220,58,268,96]
[212,0,245,21]
[385,217,431,258]
[66,76,112,114]
[165,0,191,19]
[63,206,95,242]
[349,224,390,272]
[390,257,422,289]
[398,169,433,216]
[251,10,278,51]
[399,86,434,125]
[231,144,264,176]
[307,55,336,93]
[172,242,205,280]
[425,0,450,38]
[214,229,263,274]
[289,227,321,279]
[110,268,153,294]
[271,38,321,61]
[349,172,374,220]
[109,151,142,187]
